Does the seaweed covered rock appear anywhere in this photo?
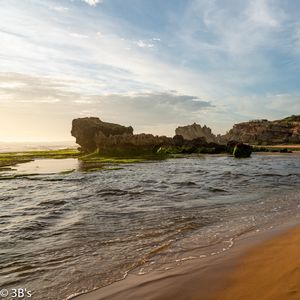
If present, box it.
[226,140,240,155]
[157,138,226,155]
[227,141,252,158]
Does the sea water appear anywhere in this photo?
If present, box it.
[1,154,300,299]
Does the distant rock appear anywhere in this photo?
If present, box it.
[175,123,218,143]
[222,116,300,145]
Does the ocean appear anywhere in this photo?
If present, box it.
[1,154,300,299]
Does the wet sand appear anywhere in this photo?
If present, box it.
[73,220,300,300]
[216,226,300,300]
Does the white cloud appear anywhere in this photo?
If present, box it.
[82,0,102,6]
[136,40,154,48]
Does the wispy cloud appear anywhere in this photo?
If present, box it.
[0,73,216,139]
[0,0,300,141]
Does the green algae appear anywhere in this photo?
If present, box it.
[157,145,227,155]
[79,149,168,164]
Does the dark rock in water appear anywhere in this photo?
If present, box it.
[229,142,252,158]
[226,140,240,155]
[227,141,252,157]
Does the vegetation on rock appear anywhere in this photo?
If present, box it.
[233,144,252,158]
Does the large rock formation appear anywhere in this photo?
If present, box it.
[221,115,300,145]
[175,123,218,143]
[71,117,133,153]
[71,117,172,154]
[71,115,300,156]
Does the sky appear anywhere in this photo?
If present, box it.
[0,0,300,142]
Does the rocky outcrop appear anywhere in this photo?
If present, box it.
[71,114,300,157]
[71,117,172,154]
[71,117,133,153]
[221,116,300,145]
[175,123,218,143]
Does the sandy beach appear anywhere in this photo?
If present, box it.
[73,221,300,300]
[216,226,300,300]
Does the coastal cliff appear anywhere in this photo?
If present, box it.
[222,115,300,145]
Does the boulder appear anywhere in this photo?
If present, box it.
[233,144,252,158]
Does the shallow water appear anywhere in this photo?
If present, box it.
[0,154,300,299]
[8,158,79,174]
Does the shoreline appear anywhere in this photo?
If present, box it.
[72,216,300,300]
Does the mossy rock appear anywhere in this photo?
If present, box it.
[233,144,252,158]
